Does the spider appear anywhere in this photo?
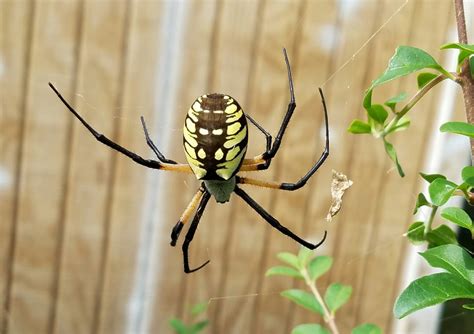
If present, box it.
[48,48,329,274]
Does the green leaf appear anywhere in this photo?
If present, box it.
[420,244,474,284]
[420,172,446,183]
[348,119,372,134]
[406,221,425,245]
[462,166,474,184]
[371,46,445,89]
[190,320,209,333]
[352,323,382,334]
[277,252,300,269]
[291,324,330,334]
[324,283,352,314]
[169,318,188,334]
[440,121,474,138]
[190,303,207,316]
[463,303,474,310]
[367,104,388,124]
[298,247,314,267]
[417,72,439,89]
[308,256,333,281]
[385,115,410,135]
[281,289,324,315]
[363,88,373,110]
[413,193,430,214]
[441,207,473,230]
[440,43,474,54]
[394,272,474,319]
[426,224,458,248]
[383,139,405,177]
[384,92,407,111]
[266,266,303,279]
[470,56,474,78]
[428,178,458,206]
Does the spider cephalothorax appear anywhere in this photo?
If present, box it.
[49,48,329,274]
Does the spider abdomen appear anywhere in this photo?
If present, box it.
[183,94,248,181]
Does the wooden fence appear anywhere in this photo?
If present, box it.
[0,0,465,333]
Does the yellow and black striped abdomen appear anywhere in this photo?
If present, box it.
[183,94,248,181]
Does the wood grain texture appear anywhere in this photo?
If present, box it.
[0,1,461,333]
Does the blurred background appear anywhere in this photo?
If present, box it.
[1,0,473,333]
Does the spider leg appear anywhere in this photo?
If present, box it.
[234,186,327,250]
[49,83,191,173]
[242,113,272,168]
[182,190,211,273]
[140,116,178,164]
[241,86,328,174]
[170,185,205,246]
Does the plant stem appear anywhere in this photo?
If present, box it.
[424,206,438,237]
[383,74,449,135]
[301,268,340,334]
[454,0,474,160]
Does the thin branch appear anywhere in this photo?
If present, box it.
[301,268,340,334]
[454,0,474,160]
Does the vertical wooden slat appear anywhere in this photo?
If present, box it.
[148,1,221,331]
[5,1,82,333]
[97,1,164,333]
[52,1,128,333]
[252,1,338,333]
[211,2,305,332]
[0,1,33,330]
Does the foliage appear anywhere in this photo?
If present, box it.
[348,44,474,177]
[169,302,209,334]
[266,248,381,334]
[348,41,474,320]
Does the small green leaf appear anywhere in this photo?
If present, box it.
[462,303,474,310]
[384,92,407,111]
[417,72,439,89]
[169,318,188,334]
[428,178,458,206]
[298,247,314,267]
[470,56,474,78]
[352,323,382,334]
[190,320,209,333]
[292,324,330,334]
[440,43,474,54]
[308,256,333,281]
[406,221,425,245]
[440,121,474,138]
[441,207,473,230]
[419,172,446,183]
[363,88,373,111]
[277,252,300,269]
[383,139,405,177]
[281,289,324,315]
[348,119,372,134]
[371,46,445,89]
[190,303,207,316]
[324,283,352,314]
[266,266,303,279]
[367,104,388,124]
[462,166,474,184]
[426,224,458,248]
[420,244,474,284]
[413,193,430,214]
[385,115,410,135]
[394,272,474,319]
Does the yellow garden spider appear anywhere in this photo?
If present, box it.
[49,48,329,274]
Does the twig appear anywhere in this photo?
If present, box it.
[301,268,340,334]
[454,0,474,160]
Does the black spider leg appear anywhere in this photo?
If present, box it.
[261,48,297,165]
[234,186,327,250]
[182,190,211,273]
[279,88,329,190]
[245,113,272,167]
[140,116,177,164]
[49,83,182,171]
